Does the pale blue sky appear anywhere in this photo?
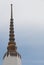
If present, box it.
[0,0,44,65]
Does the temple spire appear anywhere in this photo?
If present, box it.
[7,4,17,52]
[3,4,21,59]
[9,4,15,42]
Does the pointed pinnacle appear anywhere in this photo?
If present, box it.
[11,4,13,19]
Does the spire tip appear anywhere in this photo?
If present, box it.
[11,4,13,6]
[11,3,13,19]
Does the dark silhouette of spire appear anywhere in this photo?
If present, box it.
[7,4,17,52]
[9,4,15,42]
[3,4,21,59]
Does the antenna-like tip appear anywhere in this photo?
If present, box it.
[11,4,13,6]
[11,4,13,19]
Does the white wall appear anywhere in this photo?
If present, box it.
[3,55,21,65]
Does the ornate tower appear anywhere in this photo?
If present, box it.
[3,4,21,65]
